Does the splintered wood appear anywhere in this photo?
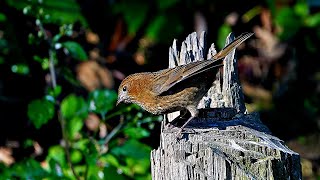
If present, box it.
[151,32,301,180]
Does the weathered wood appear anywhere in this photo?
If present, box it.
[151,31,302,179]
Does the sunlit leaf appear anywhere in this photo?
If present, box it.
[61,94,88,119]
[73,139,89,151]
[125,156,150,175]
[217,24,231,49]
[89,89,117,116]
[70,149,82,164]
[47,146,67,168]
[27,99,55,129]
[294,2,309,18]
[305,13,320,27]
[62,41,88,61]
[110,139,151,177]
[67,116,83,139]
[100,154,120,167]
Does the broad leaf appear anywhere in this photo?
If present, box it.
[61,94,88,119]
[67,116,83,139]
[124,127,150,139]
[89,89,117,116]
[62,41,88,61]
[27,99,55,129]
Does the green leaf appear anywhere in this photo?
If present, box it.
[125,156,150,175]
[11,63,30,75]
[217,24,231,49]
[23,139,34,148]
[2,158,49,178]
[67,116,84,139]
[48,85,62,98]
[100,154,120,167]
[73,139,89,151]
[111,139,151,160]
[0,57,4,64]
[61,94,88,119]
[112,1,148,34]
[89,89,117,116]
[294,2,309,18]
[28,99,55,129]
[124,127,150,139]
[275,7,301,40]
[84,141,99,167]
[47,146,67,168]
[6,0,87,26]
[62,41,88,61]
[111,140,151,177]
[146,13,183,43]
[70,149,83,164]
[0,13,6,22]
[103,165,127,180]
[305,13,320,27]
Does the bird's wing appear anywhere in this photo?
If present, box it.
[153,59,223,95]
[154,32,254,95]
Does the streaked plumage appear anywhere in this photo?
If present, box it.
[117,32,253,131]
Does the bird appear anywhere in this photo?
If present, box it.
[117,32,253,134]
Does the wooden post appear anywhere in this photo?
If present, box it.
[150,32,302,179]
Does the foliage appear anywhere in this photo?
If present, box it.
[0,0,162,179]
[0,0,319,179]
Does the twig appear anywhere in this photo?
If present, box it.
[102,115,124,145]
[37,19,57,88]
[37,20,79,180]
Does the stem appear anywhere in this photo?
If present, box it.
[102,116,124,145]
[37,20,79,179]
[58,112,80,180]
[37,19,57,89]
[103,105,134,121]
[49,50,57,88]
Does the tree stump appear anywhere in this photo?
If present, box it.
[150,32,302,180]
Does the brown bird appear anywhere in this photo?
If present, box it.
[117,32,253,133]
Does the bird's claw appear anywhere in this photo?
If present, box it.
[175,127,185,140]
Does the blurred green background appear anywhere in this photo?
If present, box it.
[0,0,319,179]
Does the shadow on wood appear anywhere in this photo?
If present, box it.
[151,32,302,180]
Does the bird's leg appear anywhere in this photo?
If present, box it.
[177,106,198,137]
[177,116,194,135]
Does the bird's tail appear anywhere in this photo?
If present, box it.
[213,32,254,60]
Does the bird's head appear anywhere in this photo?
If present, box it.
[117,76,132,106]
[117,73,146,106]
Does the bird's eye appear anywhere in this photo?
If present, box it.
[122,86,127,92]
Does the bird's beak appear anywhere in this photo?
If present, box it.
[116,98,122,106]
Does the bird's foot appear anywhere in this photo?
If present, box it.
[175,116,194,140]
